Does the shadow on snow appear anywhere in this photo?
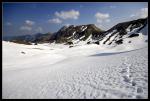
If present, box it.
[90,47,147,57]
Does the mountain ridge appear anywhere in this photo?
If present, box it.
[3,17,148,46]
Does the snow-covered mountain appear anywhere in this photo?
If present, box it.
[49,17,147,45]
[52,24,103,44]
[3,18,148,46]
[99,17,148,46]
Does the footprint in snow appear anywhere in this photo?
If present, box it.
[131,81,136,86]
[136,95,143,99]
[120,68,127,73]
[137,87,143,93]
[123,76,131,83]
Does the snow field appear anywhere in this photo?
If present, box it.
[2,39,148,99]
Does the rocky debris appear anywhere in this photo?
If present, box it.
[94,41,100,45]
[11,40,32,45]
[115,39,123,45]
[21,51,25,54]
[65,41,73,45]
[69,46,74,48]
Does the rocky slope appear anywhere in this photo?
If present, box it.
[50,24,104,44]
[99,17,148,45]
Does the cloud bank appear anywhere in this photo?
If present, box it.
[48,18,62,24]
[95,12,110,23]
[130,7,148,19]
[55,9,80,20]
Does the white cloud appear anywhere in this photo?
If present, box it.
[95,12,109,20]
[20,20,35,31]
[130,14,136,17]
[97,19,103,23]
[79,5,84,8]
[64,23,71,27]
[36,27,43,33]
[95,23,105,30]
[95,12,110,23]
[95,23,102,28]
[140,7,148,18]
[5,22,12,26]
[25,20,35,26]
[130,7,148,19]
[55,9,80,20]
[20,26,32,31]
[19,20,34,32]
[48,18,62,24]
[105,19,110,23]
[109,6,116,9]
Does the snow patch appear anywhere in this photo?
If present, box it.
[82,26,87,32]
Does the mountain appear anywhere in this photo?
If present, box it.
[3,17,148,45]
[3,32,53,44]
[53,24,104,44]
[32,32,53,43]
[99,17,148,45]
[51,18,147,45]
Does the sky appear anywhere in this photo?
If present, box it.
[3,2,148,36]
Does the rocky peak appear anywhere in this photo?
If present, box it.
[54,24,103,43]
[59,26,69,32]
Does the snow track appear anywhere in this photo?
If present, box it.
[2,41,148,99]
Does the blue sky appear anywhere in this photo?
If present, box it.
[3,2,148,36]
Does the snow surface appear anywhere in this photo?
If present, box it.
[2,37,148,99]
[80,26,84,30]
[73,31,76,36]
[82,26,87,32]
[140,24,148,35]
[105,32,119,45]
